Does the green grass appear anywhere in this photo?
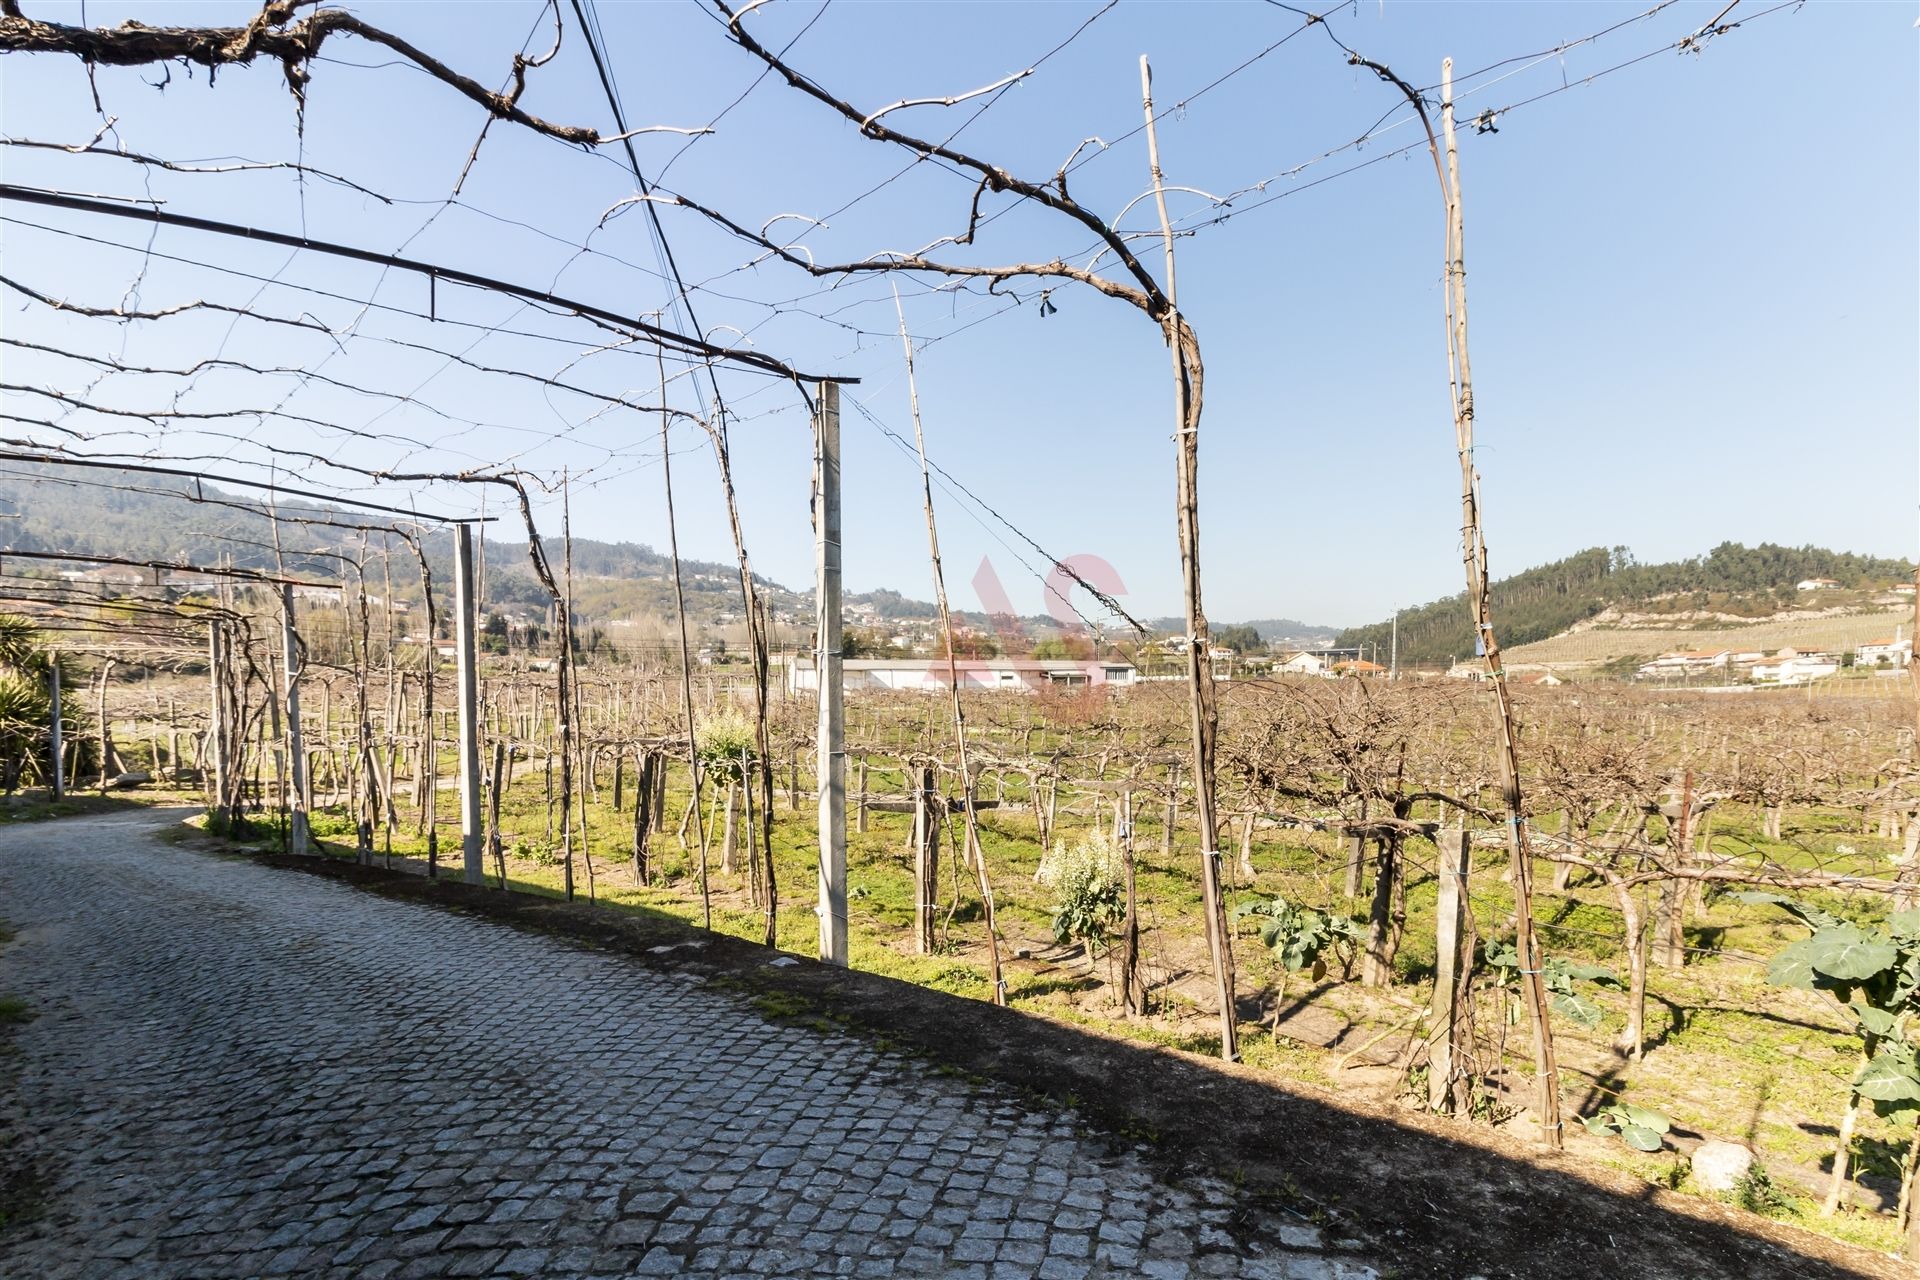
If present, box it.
[164,743,1913,1259]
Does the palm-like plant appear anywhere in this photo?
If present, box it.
[0,613,58,792]
[0,612,43,671]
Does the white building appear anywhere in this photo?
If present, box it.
[1636,649,1731,680]
[787,657,1137,695]
[1275,651,1331,677]
[1796,578,1840,591]
[1857,632,1912,668]
[1752,652,1839,685]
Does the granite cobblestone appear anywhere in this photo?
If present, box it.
[0,812,1375,1279]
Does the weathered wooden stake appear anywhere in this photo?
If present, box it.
[913,765,940,956]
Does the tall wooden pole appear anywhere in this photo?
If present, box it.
[281,584,309,854]
[47,658,62,800]
[1441,57,1562,1147]
[658,352,712,929]
[814,381,848,967]
[453,523,485,884]
[1143,54,1237,1061]
[894,290,1005,1002]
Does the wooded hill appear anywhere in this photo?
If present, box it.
[1336,544,1914,668]
[0,476,1056,635]
[0,475,791,624]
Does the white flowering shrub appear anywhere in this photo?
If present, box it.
[1037,830,1127,956]
[694,709,755,780]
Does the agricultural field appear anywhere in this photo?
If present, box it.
[1507,606,1909,671]
[0,3,1909,1275]
[23,652,1919,1263]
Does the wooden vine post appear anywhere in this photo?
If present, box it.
[893,295,1005,1003]
[1142,55,1237,1060]
[1439,58,1562,1146]
[657,350,713,929]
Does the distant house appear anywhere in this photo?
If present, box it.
[1513,671,1564,687]
[1857,633,1913,667]
[1331,659,1386,678]
[75,566,145,588]
[1752,652,1839,684]
[1796,578,1841,591]
[787,657,1136,695]
[1636,649,1731,680]
[1893,583,1917,597]
[1275,651,1330,677]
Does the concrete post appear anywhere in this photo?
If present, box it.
[207,621,228,831]
[281,584,310,853]
[1430,825,1470,1111]
[454,523,484,884]
[47,659,63,800]
[814,381,848,966]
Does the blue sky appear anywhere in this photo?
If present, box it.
[1,0,1913,630]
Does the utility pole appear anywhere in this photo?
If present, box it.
[281,584,309,853]
[453,523,484,884]
[814,381,848,966]
[1390,609,1399,681]
[47,657,62,800]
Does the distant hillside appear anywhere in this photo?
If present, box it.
[0,476,784,624]
[1235,618,1340,646]
[0,475,1134,639]
[1143,617,1338,647]
[1505,609,1909,669]
[1337,544,1913,667]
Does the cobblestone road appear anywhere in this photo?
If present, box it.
[0,811,1375,1280]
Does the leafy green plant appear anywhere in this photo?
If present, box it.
[0,618,80,793]
[1486,943,1621,1029]
[1731,1162,1794,1217]
[1236,895,1363,982]
[1036,831,1125,959]
[1738,892,1920,1106]
[1580,1101,1672,1151]
[509,837,561,868]
[1739,891,1920,1221]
